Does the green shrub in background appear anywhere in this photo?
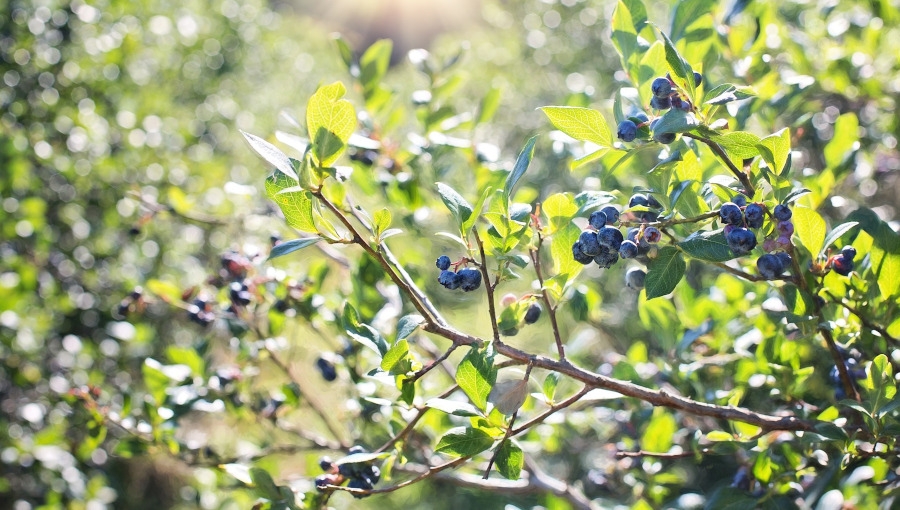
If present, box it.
[2,0,900,509]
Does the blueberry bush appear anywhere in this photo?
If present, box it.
[3,0,900,509]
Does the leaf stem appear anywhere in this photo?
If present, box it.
[683,133,754,196]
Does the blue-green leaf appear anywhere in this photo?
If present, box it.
[268,237,321,260]
[645,246,686,299]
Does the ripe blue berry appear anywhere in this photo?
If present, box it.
[650,95,671,110]
[596,227,624,251]
[719,202,743,226]
[436,255,451,271]
[588,210,607,230]
[593,247,619,268]
[524,303,542,324]
[831,255,854,276]
[756,254,785,279]
[693,72,703,86]
[732,194,747,207]
[617,120,638,142]
[629,194,649,208]
[776,251,793,270]
[619,240,639,259]
[726,227,757,256]
[841,246,857,261]
[457,268,482,291]
[578,231,602,256]
[653,130,676,144]
[600,206,620,224]
[632,112,649,124]
[316,356,338,382]
[651,77,673,98]
[744,203,764,229]
[625,267,646,289]
[773,204,792,221]
[572,242,594,265]
[438,270,461,290]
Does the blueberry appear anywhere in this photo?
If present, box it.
[629,194,649,208]
[619,240,639,259]
[756,254,785,279]
[643,227,661,243]
[671,95,683,109]
[678,98,693,111]
[651,77,673,98]
[348,445,367,455]
[316,356,338,382]
[347,477,373,498]
[229,281,251,306]
[632,112,649,124]
[600,206,620,224]
[693,72,703,86]
[524,303,542,324]
[617,120,638,142]
[650,95,671,110]
[625,267,646,289]
[773,204,792,221]
[646,195,663,210]
[653,130,676,144]
[719,202,743,226]
[363,464,381,484]
[438,270,461,290]
[726,227,757,256]
[831,255,854,276]
[732,194,747,207]
[596,227,624,251]
[578,231,603,256]
[744,203,764,229]
[319,456,335,472]
[841,246,857,261]
[776,251,793,270]
[588,210,608,230]
[777,220,794,237]
[593,247,619,268]
[572,242,594,265]
[436,255,451,271]
[457,268,482,291]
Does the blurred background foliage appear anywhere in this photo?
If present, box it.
[1,0,899,509]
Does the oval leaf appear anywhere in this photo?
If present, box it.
[645,246,686,299]
[241,130,298,181]
[435,427,494,457]
[268,237,321,260]
[540,106,611,148]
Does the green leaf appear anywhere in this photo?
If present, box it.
[847,208,900,299]
[671,0,716,41]
[651,108,700,135]
[824,113,859,169]
[712,132,762,159]
[655,25,695,100]
[145,279,183,304]
[435,427,494,457]
[380,339,409,374]
[268,237,321,260]
[551,223,584,279]
[706,431,735,442]
[306,82,357,167]
[250,467,281,500]
[396,314,424,340]
[266,172,317,233]
[165,346,204,377]
[542,193,578,233]
[476,87,502,126]
[373,208,391,237]
[359,39,392,94]
[792,206,827,257]
[495,439,524,480]
[539,107,611,148]
[543,372,560,402]
[645,246,686,299]
[641,408,676,453]
[505,136,538,196]
[425,398,483,417]
[758,128,791,174]
[342,302,389,356]
[753,454,772,484]
[221,463,252,485]
[241,131,298,181]
[436,182,474,225]
[333,34,355,70]
[821,222,859,254]
[679,230,734,262]
[456,346,497,411]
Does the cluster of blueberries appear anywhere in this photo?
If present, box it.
[187,296,216,326]
[315,446,381,497]
[498,293,543,336]
[616,73,702,145]
[436,255,482,291]
[718,197,795,279]
[829,245,857,276]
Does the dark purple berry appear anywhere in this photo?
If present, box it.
[524,303,542,324]
[619,240,639,259]
[319,456,335,472]
[436,255,451,271]
[438,270,461,290]
[653,130,676,144]
[726,227,757,256]
[841,246,857,262]
[617,120,638,142]
[643,227,662,243]
[693,72,703,86]
[625,267,646,289]
[652,77,673,98]
[773,204,792,222]
[719,202,743,226]
[756,254,785,279]
[457,268,482,291]
[572,242,594,265]
[831,255,854,276]
[646,195,663,210]
[596,227,624,251]
[650,95,671,110]
[347,477,373,498]
[600,206,620,224]
[316,356,338,382]
[777,221,794,237]
[776,252,793,270]
[744,203,764,229]
[578,231,602,256]
[588,210,607,230]
[629,194,650,208]
[593,247,619,268]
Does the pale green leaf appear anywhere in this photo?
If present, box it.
[306,82,357,167]
[540,107,611,147]
[792,206,826,257]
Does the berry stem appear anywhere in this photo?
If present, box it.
[683,134,755,196]
[530,240,566,361]
[473,229,502,343]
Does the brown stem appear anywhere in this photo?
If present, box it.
[473,229,501,343]
[375,385,459,454]
[408,344,459,384]
[615,448,710,459]
[483,359,535,479]
[530,242,566,360]
[511,385,592,436]
[621,210,720,229]
[326,456,472,495]
[824,290,899,344]
[683,134,754,196]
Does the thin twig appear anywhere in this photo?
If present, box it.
[529,222,566,360]
[824,290,899,344]
[326,456,472,495]
[683,134,754,196]
[511,385,592,436]
[473,229,501,343]
[375,385,459,454]
[615,448,710,459]
[483,359,535,479]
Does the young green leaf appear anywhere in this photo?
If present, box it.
[359,39,392,95]
[539,107,611,148]
[495,439,524,480]
[396,314,425,341]
[380,339,410,374]
[435,427,494,457]
[821,222,859,254]
[651,108,700,135]
[436,182,474,225]
[266,172,317,233]
[758,128,791,175]
[268,237,321,260]
[249,467,281,500]
[456,346,497,411]
[678,230,734,262]
[425,398,483,418]
[373,208,391,237]
[505,135,538,196]
[645,246,686,299]
[542,372,560,402]
[241,130,298,181]
[792,206,827,257]
[306,82,357,167]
